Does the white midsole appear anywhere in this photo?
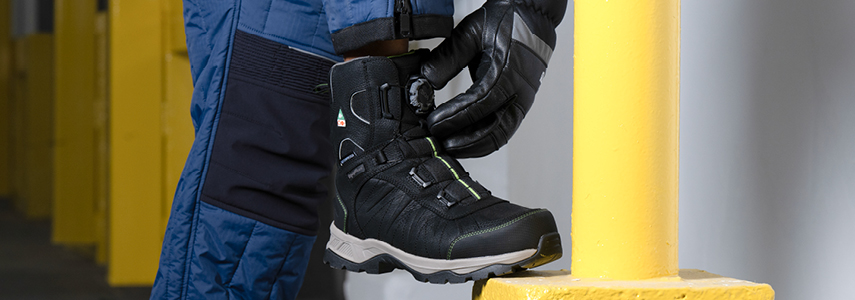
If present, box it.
[326,223,537,275]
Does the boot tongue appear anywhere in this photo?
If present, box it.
[389,50,433,138]
[390,50,426,85]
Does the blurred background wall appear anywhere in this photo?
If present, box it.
[1,0,853,299]
[678,1,855,299]
[2,0,194,288]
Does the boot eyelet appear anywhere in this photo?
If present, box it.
[409,167,431,188]
[437,190,457,207]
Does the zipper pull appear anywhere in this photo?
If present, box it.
[397,0,412,38]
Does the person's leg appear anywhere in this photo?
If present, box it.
[151,1,340,299]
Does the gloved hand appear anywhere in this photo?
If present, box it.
[421,0,567,158]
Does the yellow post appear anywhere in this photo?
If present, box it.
[106,0,193,283]
[572,0,679,280]
[473,1,774,298]
[0,0,11,197]
[18,34,54,219]
[94,10,109,265]
[11,39,26,208]
[108,0,164,285]
[53,0,98,245]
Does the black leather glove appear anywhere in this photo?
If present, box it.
[421,0,567,158]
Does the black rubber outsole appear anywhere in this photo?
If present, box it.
[323,232,562,284]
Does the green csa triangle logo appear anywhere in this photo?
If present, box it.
[337,109,346,127]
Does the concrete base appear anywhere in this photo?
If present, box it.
[473,269,774,300]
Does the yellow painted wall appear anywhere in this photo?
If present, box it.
[53,0,98,245]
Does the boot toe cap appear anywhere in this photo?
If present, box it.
[447,209,560,260]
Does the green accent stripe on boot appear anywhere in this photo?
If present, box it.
[425,137,481,200]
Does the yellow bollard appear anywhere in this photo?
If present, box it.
[94,11,110,265]
[108,0,164,285]
[572,0,679,280]
[15,34,54,219]
[473,1,774,298]
[0,0,11,197]
[53,0,98,246]
[10,40,26,211]
[106,0,194,285]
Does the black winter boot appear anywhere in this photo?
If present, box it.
[323,50,562,284]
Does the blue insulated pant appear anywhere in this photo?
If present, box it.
[151,1,341,299]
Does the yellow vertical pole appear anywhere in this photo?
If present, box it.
[53,0,97,245]
[108,0,164,285]
[0,0,11,197]
[474,1,772,298]
[21,33,54,219]
[94,10,109,265]
[11,39,27,209]
[572,0,680,280]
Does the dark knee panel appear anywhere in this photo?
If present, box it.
[201,30,335,235]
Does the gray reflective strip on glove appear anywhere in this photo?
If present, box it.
[512,12,553,64]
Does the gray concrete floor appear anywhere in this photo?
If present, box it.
[0,198,151,300]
